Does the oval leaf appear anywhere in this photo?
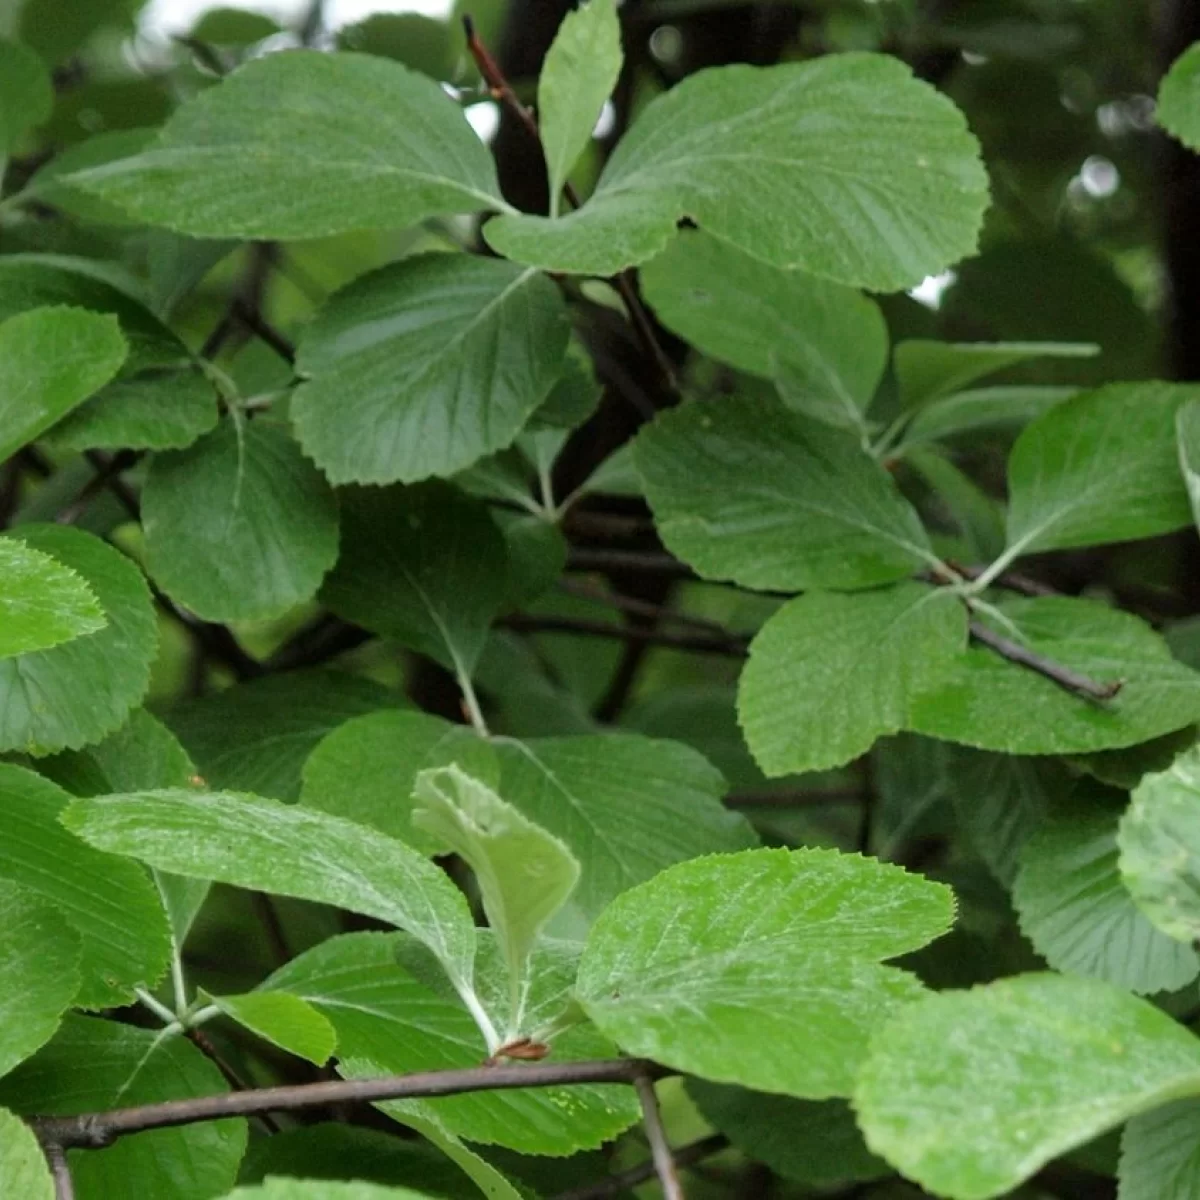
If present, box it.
[293,255,569,486]
[0,538,105,660]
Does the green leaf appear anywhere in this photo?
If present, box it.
[0,1015,246,1200]
[1119,746,1200,944]
[64,788,480,997]
[143,418,340,622]
[908,596,1200,755]
[900,385,1078,449]
[493,733,757,928]
[1158,42,1200,151]
[576,847,953,1097]
[301,710,497,853]
[854,974,1200,1200]
[894,340,1096,409]
[18,0,141,65]
[1175,399,1200,534]
[293,254,569,486]
[167,670,403,801]
[0,764,171,1008]
[0,538,105,660]
[945,747,1061,885]
[640,231,888,434]
[634,394,937,591]
[539,0,622,213]
[0,1109,53,1200]
[70,51,512,238]
[485,53,987,291]
[1120,1098,1200,1200]
[688,1081,887,1186]
[0,256,217,453]
[207,990,337,1065]
[1013,785,1199,994]
[0,40,52,152]
[222,1182,436,1199]
[321,482,507,677]
[413,765,580,1028]
[907,445,1006,561]
[0,524,157,754]
[0,879,81,1077]
[739,583,968,776]
[0,306,127,462]
[1001,383,1196,561]
[263,931,640,1155]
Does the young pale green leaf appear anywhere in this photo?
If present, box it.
[1013,786,1199,994]
[1176,399,1200,532]
[1120,1098,1200,1200]
[688,1081,887,1187]
[640,231,888,434]
[302,710,497,854]
[0,306,127,463]
[413,766,580,1023]
[854,974,1200,1200]
[486,53,988,291]
[1119,746,1200,944]
[69,51,513,238]
[577,848,954,1097]
[908,596,1200,755]
[207,990,337,1066]
[0,1109,53,1200]
[0,879,81,1077]
[168,670,404,801]
[320,482,508,677]
[493,734,756,928]
[293,255,569,485]
[0,524,157,754]
[1001,383,1196,561]
[739,583,968,777]
[263,931,640,1155]
[0,538,105,660]
[634,394,937,591]
[0,765,171,1009]
[143,419,340,622]
[538,0,621,212]
[0,40,52,152]
[894,340,1096,409]
[1158,42,1200,151]
[221,1182,437,1199]
[0,257,217,453]
[901,385,1078,449]
[0,1015,246,1200]
[63,789,479,993]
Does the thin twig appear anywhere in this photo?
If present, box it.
[82,450,140,522]
[968,619,1121,702]
[56,450,140,524]
[44,1141,74,1200]
[501,613,747,656]
[950,562,1056,598]
[33,1059,663,1150]
[232,299,296,365]
[568,548,694,577]
[184,1028,281,1134]
[461,15,676,396]
[558,578,737,639]
[555,1134,729,1200]
[634,1073,685,1200]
